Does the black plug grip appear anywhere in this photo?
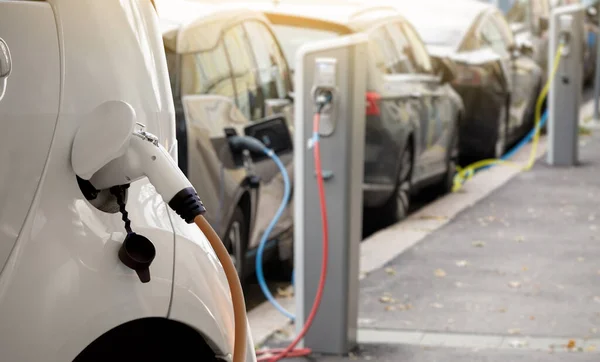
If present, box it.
[228,135,268,154]
[168,187,207,224]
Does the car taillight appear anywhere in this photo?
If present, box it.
[452,64,488,86]
[366,92,381,116]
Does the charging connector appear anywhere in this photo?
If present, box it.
[72,101,206,223]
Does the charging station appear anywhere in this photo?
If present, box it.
[293,34,368,355]
[547,3,584,167]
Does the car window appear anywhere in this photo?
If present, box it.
[492,12,516,45]
[506,0,531,24]
[223,24,262,121]
[370,26,413,74]
[479,17,510,57]
[179,40,236,100]
[244,20,290,100]
[398,22,434,74]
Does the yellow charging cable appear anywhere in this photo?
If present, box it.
[452,44,565,192]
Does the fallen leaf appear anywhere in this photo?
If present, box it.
[379,296,394,304]
[434,269,447,277]
[522,267,528,271]
[530,316,535,320]
[509,281,522,288]
[508,328,521,335]
[455,260,468,267]
[396,303,408,311]
[430,302,444,309]
[385,267,396,276]
[567,340,576,349]
[384,305,396,311]
[587,345,597,352]
[515,235,526,242]
[472,241,486,247]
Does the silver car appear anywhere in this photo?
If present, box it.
[159,2,295,280]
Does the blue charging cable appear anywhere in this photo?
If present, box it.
[255,148,295,320]
[227,135,295,320]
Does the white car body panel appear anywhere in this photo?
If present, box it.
[0,0,253,360]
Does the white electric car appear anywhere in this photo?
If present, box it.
[0,0,254,361]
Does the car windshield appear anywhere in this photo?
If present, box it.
[270,24,345,69]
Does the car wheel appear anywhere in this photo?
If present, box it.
[492,105,507,159]
[224,206,247,281]
[377,144,413,223]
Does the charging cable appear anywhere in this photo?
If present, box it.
[256,92,332,362]
[227,135,295,320]
[453,43,565,191]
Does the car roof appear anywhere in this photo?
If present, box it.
[156,0,270,53]
[216,1,402,30]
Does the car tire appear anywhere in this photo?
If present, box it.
[377,143,413,223]
[224,206,247,282]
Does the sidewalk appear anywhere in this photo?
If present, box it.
[262,129,600,360]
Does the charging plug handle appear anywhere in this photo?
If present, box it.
[314,89,333,113]
[228,135,269,154]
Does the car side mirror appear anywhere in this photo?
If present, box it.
[434,58,456,84]
[512,39,534,58]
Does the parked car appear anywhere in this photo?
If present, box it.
[157,0,295,280]
[395,0,543,161]
[226,2,463,223]
[478,0,596,85]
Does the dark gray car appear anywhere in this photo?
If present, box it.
[239,3,464,224]
[397,0,543,162]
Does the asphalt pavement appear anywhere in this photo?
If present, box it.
[262,128,600,360]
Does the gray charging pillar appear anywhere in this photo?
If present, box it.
[547,4,584,166]
[293,34,368,354]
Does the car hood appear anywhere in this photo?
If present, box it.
[427,45,502,65]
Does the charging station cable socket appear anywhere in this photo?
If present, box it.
[558,14,573,56]
[310,58,338,137]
